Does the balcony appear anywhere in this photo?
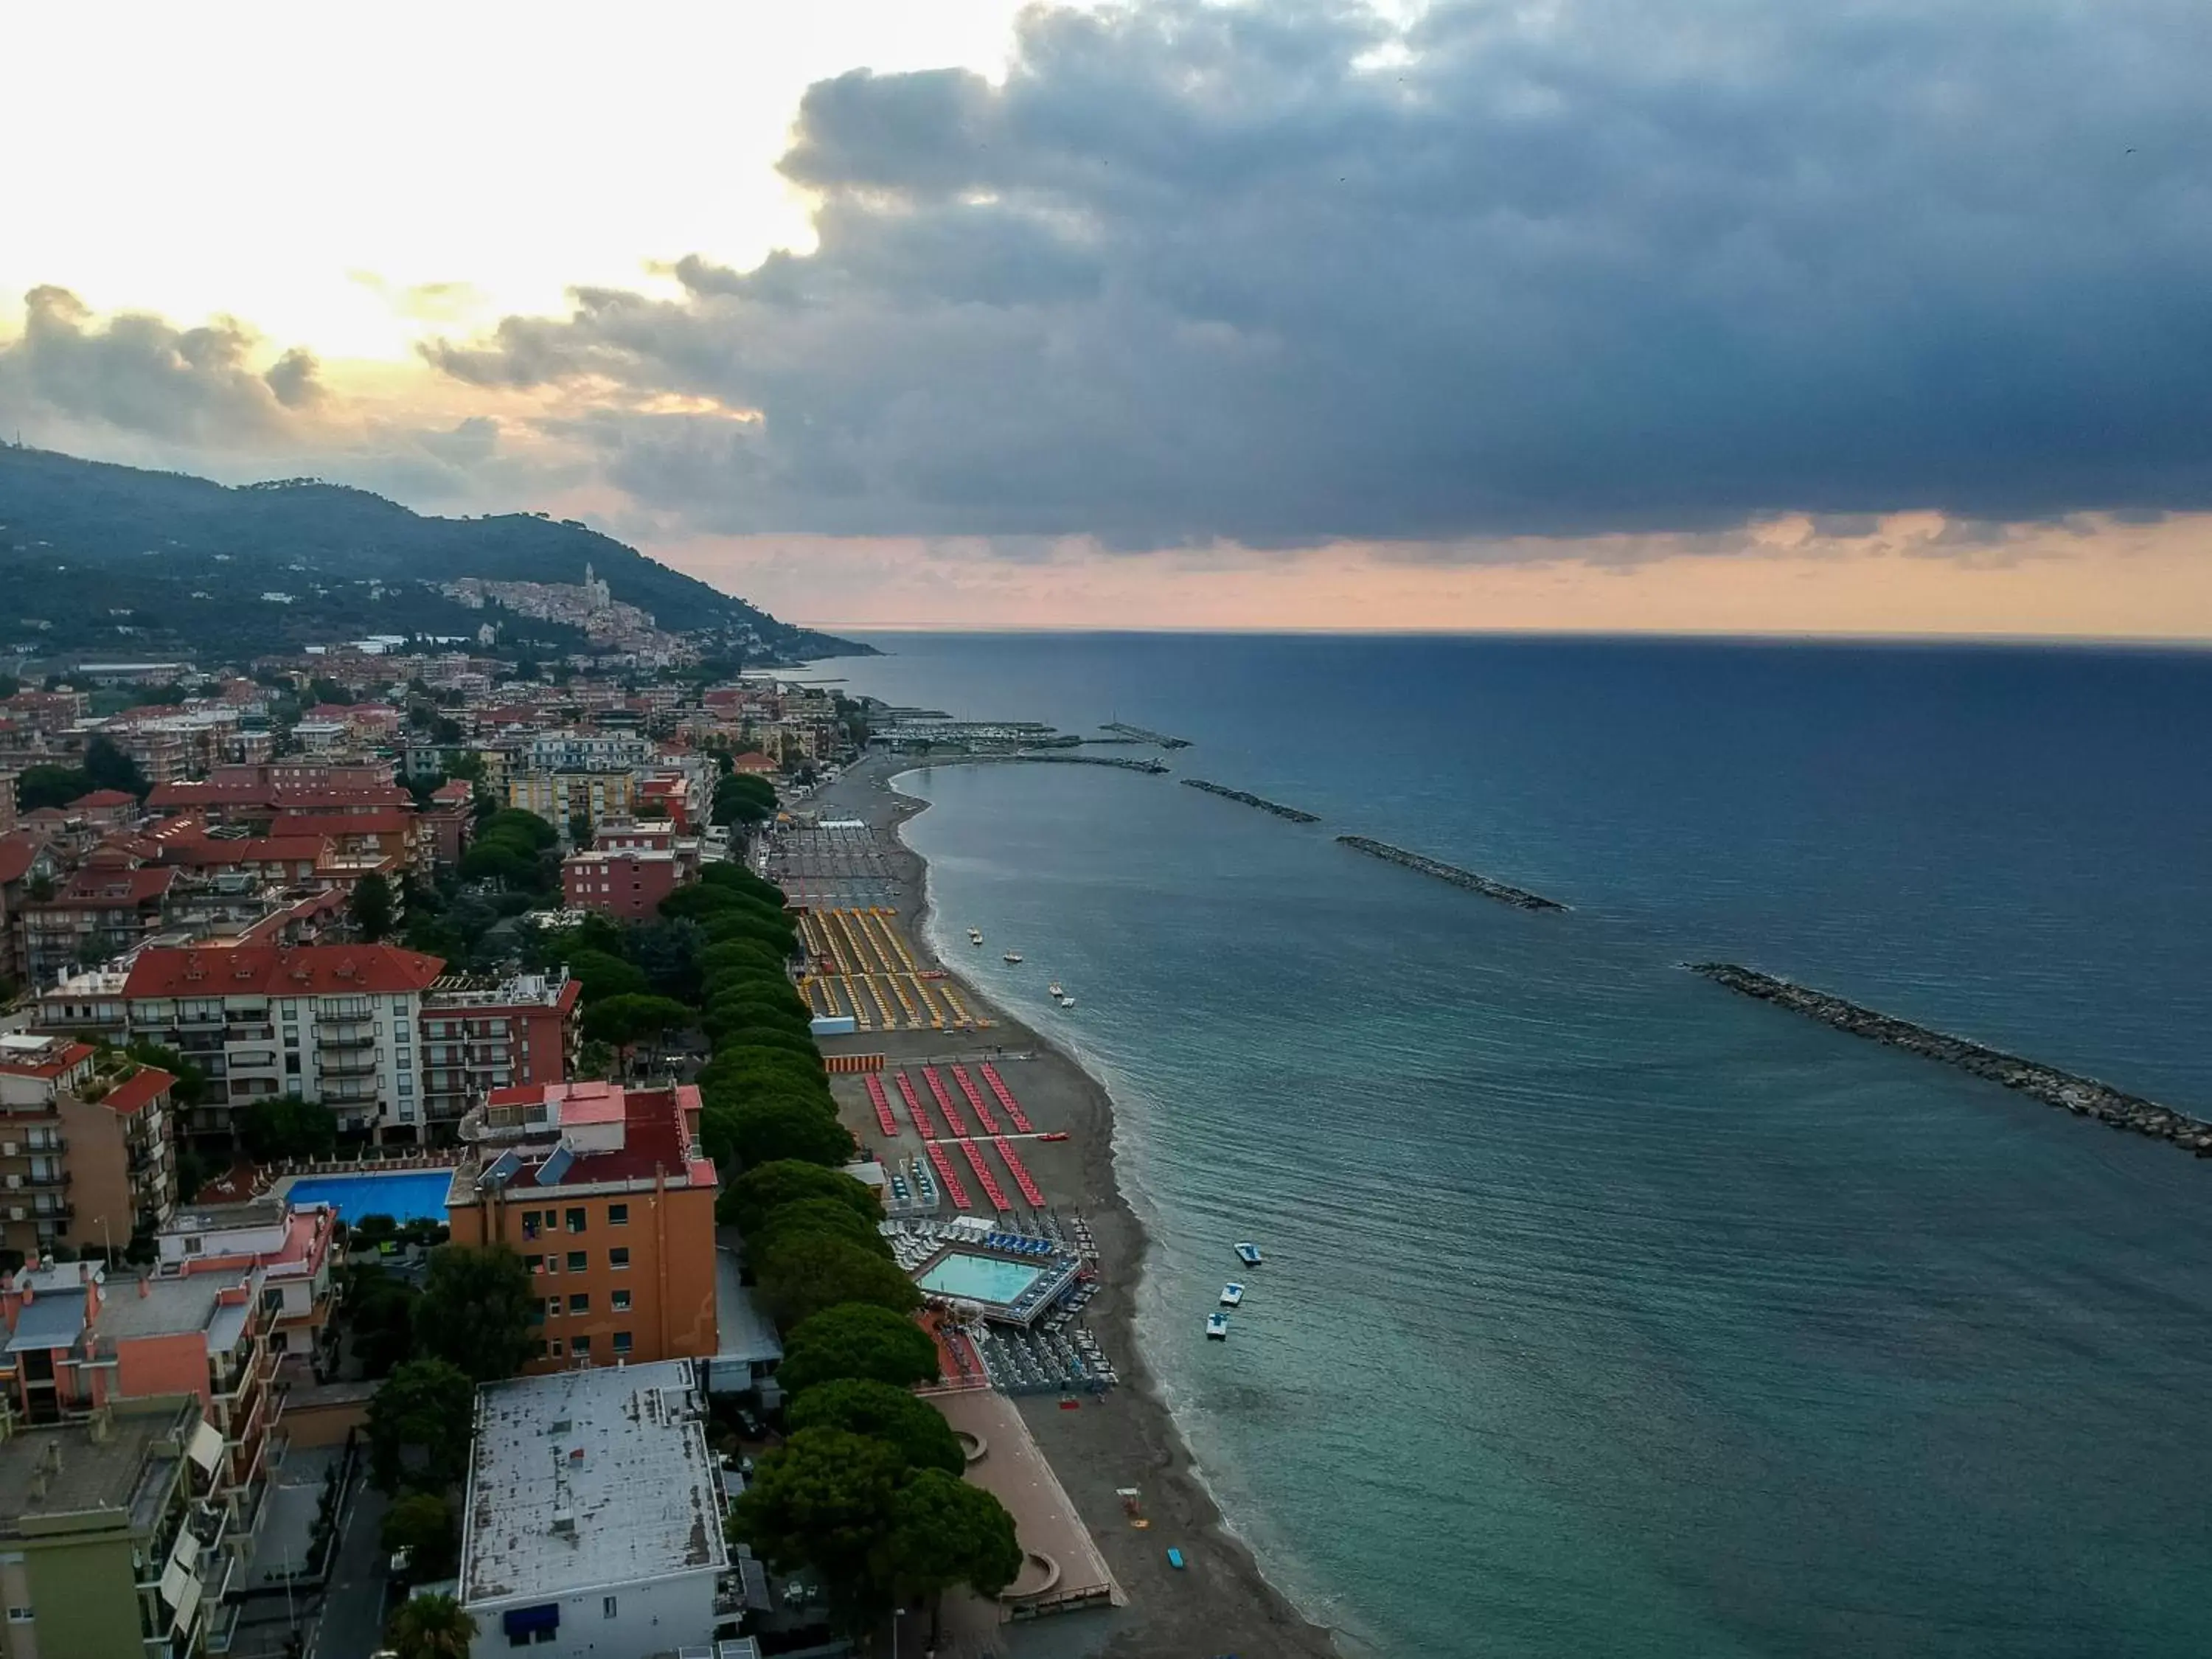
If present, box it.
[316,1017,375,1040]
[5,1168,70,1192]
[221,1024,275,1043]
[321,1082,378,1105]
[316,1029,375,1051]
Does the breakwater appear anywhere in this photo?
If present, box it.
[1014,752,1169,774]
[1691,963,2212,1155]
[1102,721,1192,748]
[1183,779,1321,823]
[1336,837,1567,911]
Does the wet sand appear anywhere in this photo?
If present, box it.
[804,755,1343,1659]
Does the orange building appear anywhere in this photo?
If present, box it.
[447,1079,717,1374]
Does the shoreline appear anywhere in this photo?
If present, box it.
[815,755,1346,1659]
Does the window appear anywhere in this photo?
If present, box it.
[6,1607,32,1624]
[608,1247,630,1271]
[571,1335,591,1358]
[566,1208,586,1234]
[566,1250,587,1273]
[545,1297,561,1319]
[602,1596,618,1619]
[612,1331,633,1354]
[611,1289,631,1312]
[568,1293,589,1314]
[521,1211,541,1239]
[524,1254,544,1276]
[548,1339,563,1358]
[607,1203,628,1227]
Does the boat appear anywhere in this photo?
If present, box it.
[1003,950,1024,964]
[1234,1242,1263,1267]
[1220,1282,1244,1307]
[967,927,984,945]
[1038,1132,1070,1142]
[1166,1546,1187,1569]
[1048,981,1065,998]
[1204,1313,1229,1340]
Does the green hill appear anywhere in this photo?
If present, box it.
[0,444,869,666]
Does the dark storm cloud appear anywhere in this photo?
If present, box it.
[422,0,2212,547]
[0,285,317,443]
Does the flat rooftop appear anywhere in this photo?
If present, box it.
[0,1402,192,1536]
[461,1360,727,1607]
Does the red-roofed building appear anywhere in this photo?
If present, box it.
[448,1079,717,1373]
[124,945,447,1144]
[0,832,63,981]
[156,1195,338,1345]
[0,1033,178,1257]
[420,779,476,869]
[21,864,180,984]
[68,788,141,830]
[728,751,779,776]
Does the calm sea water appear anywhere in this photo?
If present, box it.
[814,633,2212,1658]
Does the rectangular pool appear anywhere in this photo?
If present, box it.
[917,1251,1046,1307]
[281,1170,453,1225]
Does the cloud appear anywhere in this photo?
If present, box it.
[418,0,2212,551]
[0,285,320,445]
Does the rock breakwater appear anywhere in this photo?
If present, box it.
[1102,721,1193,748]
[1691,963,2212,1156]
[1336,837,1567,911]
[1182,779,1321,823]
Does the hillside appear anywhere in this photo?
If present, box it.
[0,445,869,665]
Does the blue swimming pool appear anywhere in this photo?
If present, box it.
[281,1170,453,1225]
[916,1251,1045,1306]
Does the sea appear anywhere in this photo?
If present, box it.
[807,632,2212,1659]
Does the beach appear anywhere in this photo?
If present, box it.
[802,754,1343,1659]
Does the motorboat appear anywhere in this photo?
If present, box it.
[1058,998,1077,1010]
[967,927,984,945]
[1234,1242,1263,1267]
[1048,982,1065,999]
[1003,950,1024,963]
[1204,1312,1230,1340]
[1220,1282,1245,1307]
[1038,1131,1070,1142]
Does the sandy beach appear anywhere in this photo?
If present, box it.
[801,754,1344,1659]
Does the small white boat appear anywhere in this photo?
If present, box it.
[1047,982,1065,999]
[967,927,984,945]
[1234,1242,1263,1267]
[1205,1312,1230,1340]
[1220,1282,1244,1307]
[1003,950,1024,964]
[1059,998,1077,1010]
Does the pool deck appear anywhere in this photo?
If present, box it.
[274,1168,458,1223]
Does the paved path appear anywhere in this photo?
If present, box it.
[310,1477,390,1659]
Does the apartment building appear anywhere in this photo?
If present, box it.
[524,731,650,773]
[509,770,637,841]
[156,1197,338,1352]
[19,864,179,984]
[447,1080,717,1374]
[418,969,582,1130]
[0,1259,282,1587]
[0,1395,228,1659]
[122,945,445,1144]
[0,1034,178,1262]
[560,847,681,920]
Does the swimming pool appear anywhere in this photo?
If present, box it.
[280,1170,453,1225]
[916,1251,1046,1306]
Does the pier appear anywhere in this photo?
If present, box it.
[1101,721,1192,748]
[1182,779,1321,823]
[1691,963,2212,1156]
[1337,836,1567,911]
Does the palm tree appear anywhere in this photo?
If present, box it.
[387,1593,477,1659]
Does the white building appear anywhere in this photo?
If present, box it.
[459,1360,730,1659]
[526,731,650,773]
[122,945,445,1143]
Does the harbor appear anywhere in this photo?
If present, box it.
[1693,962,2212,1155]
[1337,834,1568,911]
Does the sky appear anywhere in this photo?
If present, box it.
[4,0,2211,637]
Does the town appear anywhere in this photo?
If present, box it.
[0,620,1094,1659]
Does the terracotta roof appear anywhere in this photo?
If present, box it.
[69,789,139,810]
[0,1040,96,1080]
[0,835,41,885]
[163,835,330,867]
[123,943,447,999]
[96,1066,175,1116]
[269,811,414,838]
[52,867,175,905]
